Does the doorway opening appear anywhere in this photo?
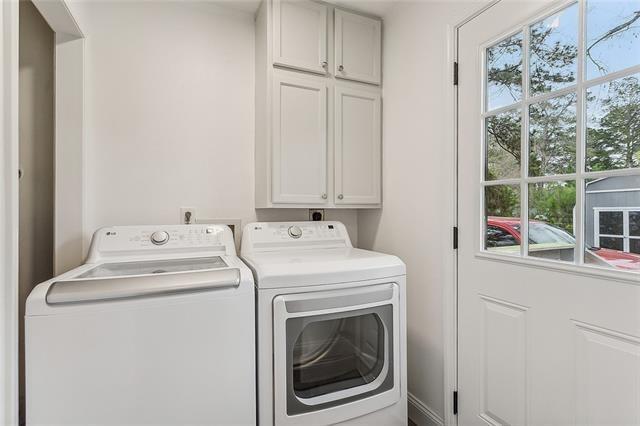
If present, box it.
[18,1,54,422]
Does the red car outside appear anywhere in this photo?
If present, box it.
[487,216,640,272]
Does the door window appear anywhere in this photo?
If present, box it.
[292,313,384,399]
[480,0,639,273]
[285,305,394,415]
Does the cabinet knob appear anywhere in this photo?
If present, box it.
[321,61,328,68]
[337,194,344,200]
[321,193,327,199]
[338,65,344,72]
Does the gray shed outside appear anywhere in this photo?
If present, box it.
[585,175,640,248]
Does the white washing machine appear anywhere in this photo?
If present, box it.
[241,221,407,426]
[26,224,256,425]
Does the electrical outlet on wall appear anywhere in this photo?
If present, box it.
[180,207,196,224]
[309,209,325,221]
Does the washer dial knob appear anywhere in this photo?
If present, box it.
[150,230,170,245]
[288,226,302,239]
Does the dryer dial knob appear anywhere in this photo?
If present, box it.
[288,226,302,239]
[150,231,170,245]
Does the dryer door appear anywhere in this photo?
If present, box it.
[273,282,400,425]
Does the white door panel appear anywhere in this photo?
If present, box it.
[457,1,640,424]
[478,295,527,426]
[273,0,328,75]
[574,321,640,425]
[334,86,381,205]
[334,9,381,85]
[272,73,328,204]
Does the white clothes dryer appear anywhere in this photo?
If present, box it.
[241,221,407,426]
[26,224,256,425]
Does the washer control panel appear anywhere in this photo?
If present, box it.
[88,224,236,261]
[241,221,352,253]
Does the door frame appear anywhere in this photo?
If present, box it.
[31,0,86,275]
[1,1,83,422]
[1,1,20,423]
[444,3,500,425]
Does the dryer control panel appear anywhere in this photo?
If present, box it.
[240,221,352,253]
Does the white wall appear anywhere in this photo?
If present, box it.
[65,0,357,264]
[358,1,485,423]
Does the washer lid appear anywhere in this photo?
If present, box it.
[76,256,228,279]
[241,247,405,289]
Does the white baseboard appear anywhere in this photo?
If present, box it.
[408,392,444,426]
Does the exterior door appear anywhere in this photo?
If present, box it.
[334,9,381,85]
[457,1,640,424]
[272,72,328,204]
[334,85,381,205]
[273,0,328,75]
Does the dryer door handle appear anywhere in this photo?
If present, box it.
[46,268,241,305]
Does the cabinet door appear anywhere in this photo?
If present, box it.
[272,74,328,204]
[334,86,381,205]
[334,9,381,85]
[273,0,328,75]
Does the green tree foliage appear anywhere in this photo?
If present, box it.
[587,75,640,171]
[486,35,523,104]
[486,111,521,180]
[530,18,578,95]
[485,185,520,218]
[529,94,577,176]
[529,182,576,233]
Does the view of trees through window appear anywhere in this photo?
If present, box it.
[482,0,640,273]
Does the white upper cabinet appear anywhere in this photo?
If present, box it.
[334,9,381,85]
[255,0,382,208]
[273,0,328,75]
[334,86,381,205]
[272,73,328,204]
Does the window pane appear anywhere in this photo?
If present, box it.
[586,73,640,172]
[486,109,521,180]
[585,177,640,272]
[599,236,624,251]
[630,211,640,237]
[485,185,521,254]
[487,33,523,111]
[631,239,640,254]
[529,93,577,176]
[528,180,576,262]
[586,0,640,79]
[599,211,623,235]
[530,4,578,96]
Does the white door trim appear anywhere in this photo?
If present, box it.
[1,1,20,423]
[31,0,85,275]
[1,1,83,423]
[444,2,500,425]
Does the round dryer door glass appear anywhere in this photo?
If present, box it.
[291,313,385,399]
